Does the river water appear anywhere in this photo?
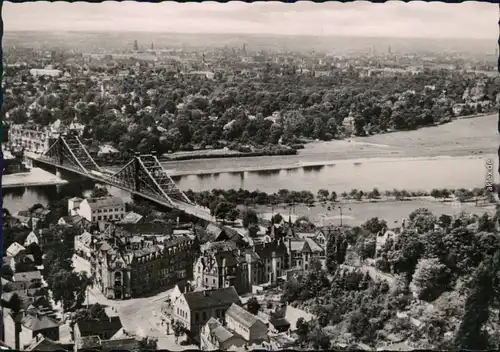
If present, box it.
[3,154,495,215]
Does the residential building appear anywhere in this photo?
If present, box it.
[200,318,245,351]
[24,333,67,351]
[74,231,93,259]
[225,303,268,344]
[253,240,289,284]
[173,286,241,337]
[68,197,83,216]
[13,271,42,291]
[57,215,91,232]
[91,233,198,299]
[8,124,51,154]
[287,237,325,271]
[73,316,123,342]
[3,309,60,350]
[193,249,249,294]
[6,242,26,257]
[78,197,125,223]
[24,231,39,247]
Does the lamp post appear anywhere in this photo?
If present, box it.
[338,206,351,227]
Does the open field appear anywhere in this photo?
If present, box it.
[254,199,495,227]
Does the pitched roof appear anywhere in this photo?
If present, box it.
[254,240,288,258]
[76,316,123,337]
[226,303,260,328]
[100,337,141,352]
[13,271,42,282]
[304,238,324,253]
[21,311,60,331]
[6,242,26,256]
[120,211,143,224]
[86,196,124,210]
[183,286,240,311]
[212,326,235,342]
[25,333,66,351]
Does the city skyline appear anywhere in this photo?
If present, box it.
[3,1,497,39]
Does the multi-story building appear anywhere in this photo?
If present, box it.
[286,237,325,271]
[78,196,126,223]
[91,233,198,299]
[8,125,52,154]
[194,239,289,292]
[193,249,249,294]
[173,286,241,338]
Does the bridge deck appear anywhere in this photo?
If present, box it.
[30,153,213,221]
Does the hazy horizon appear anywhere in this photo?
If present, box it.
[3,1,498,40]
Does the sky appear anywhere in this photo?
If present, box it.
[3,1,498,39]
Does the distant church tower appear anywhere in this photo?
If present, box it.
[101,81,106,99]
[151,42,154,50]
[133,40,139,51]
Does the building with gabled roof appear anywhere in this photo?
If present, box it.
[200,317,245,351]
[225,303,268,344]
[6,242,26,257]
[173,286,241,338]
[78,196,125,223]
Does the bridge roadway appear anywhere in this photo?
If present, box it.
[28,153,214,222]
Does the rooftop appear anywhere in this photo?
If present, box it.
[183,286,240,311]
[13,271,42,282]
[85,196,124,210]
[226,303,260,328]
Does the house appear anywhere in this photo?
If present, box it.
[79,197,125,223]
[74,316,123,343]
[24,232,39,247]
[74,231,93,259]
[120,211,144,225]
[13,271,42,290]
[202,223,229,243]
[6,242,26,257]
[57,215,91,232]
[200,318,245,351]
[193,249,249,294]
[286,237,325,271]
[8,253,36,273]
[91,234,197,299]
[225,303,268,343]
[253,240,289,284]
[68,197,83,216]
[3,309,60,350]
[24,333,67,351]
[173,286,241,337]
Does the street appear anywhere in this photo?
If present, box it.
[72,255,197,350]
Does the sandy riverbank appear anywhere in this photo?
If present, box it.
[2,168,68,189]
[162,113,498,176]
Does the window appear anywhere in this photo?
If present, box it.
[202,312,207,321]
[98,216,102,221]
[195,312,200,322]
[212,279,215,285]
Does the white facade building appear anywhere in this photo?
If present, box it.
[78,196,125,223]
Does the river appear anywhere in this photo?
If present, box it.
[3,153,495,215]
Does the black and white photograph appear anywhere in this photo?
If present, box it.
[1,1,499,351]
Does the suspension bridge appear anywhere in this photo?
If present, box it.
[26,133,213,222]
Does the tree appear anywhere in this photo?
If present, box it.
[90,185,109,198]
[139,336,158,351]
[362,217,387,234]
[272,213,283,224]
[309,257,323,273]
[241,208,259,228]
[227,208,240,223]
[172,321,185,343]
[247,297,261,315]
[7,293,22,313]
[409,208,437,233]
[50,270,91,312]
[2,265,14,280]
[26,242,43,265]
[296,317,310,345]
[410,257,450,302]
[317,189,329,202]
[326,231,348,273]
